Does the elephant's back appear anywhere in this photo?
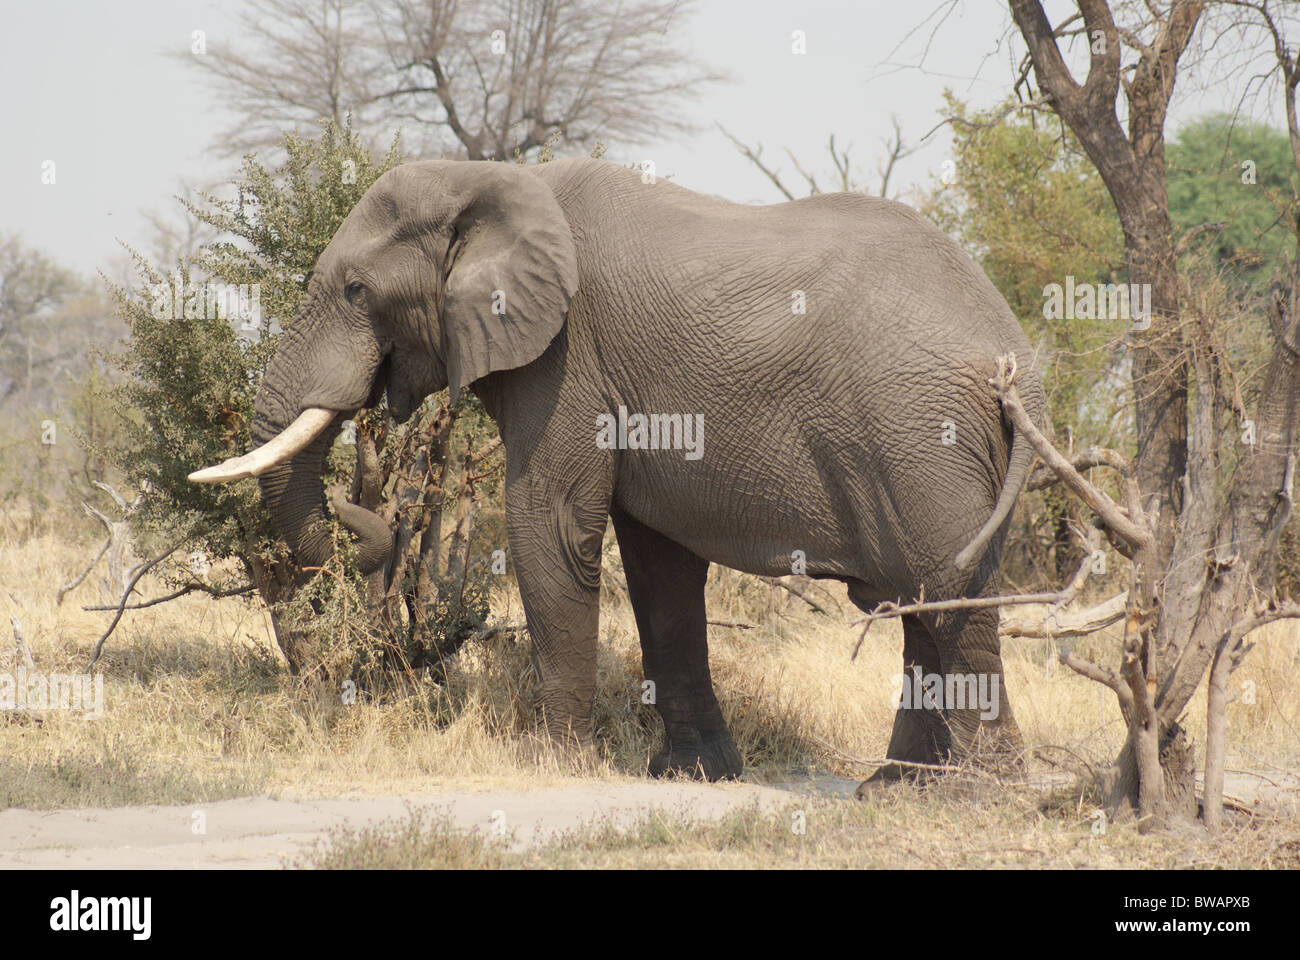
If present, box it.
[544,157,1041,421]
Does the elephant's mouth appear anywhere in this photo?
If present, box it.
[380,352,431,424]
[368,353,393,410]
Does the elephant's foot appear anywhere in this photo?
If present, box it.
[649,731,743,781]
[525,729,600,775]
[961,716,1026,774]
[855,761,917,798]
[855,707,1025,799]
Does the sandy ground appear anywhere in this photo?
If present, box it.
[3,772,1293,869]
[0,778,858,868]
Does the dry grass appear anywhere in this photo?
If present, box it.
[299,786,1300,870]
[2,503,1298,866]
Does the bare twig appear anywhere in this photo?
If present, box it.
[757,576,835,616]
[718,124,796,201]
[56,539,110,606]
[86,543,181,669]
[8,617,34,671]
[81,582,254,611]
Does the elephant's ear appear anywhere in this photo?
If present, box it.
[440,164,578,403]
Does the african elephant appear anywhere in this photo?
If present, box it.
[190,157,1048,785]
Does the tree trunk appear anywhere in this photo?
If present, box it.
[245,544,317,674]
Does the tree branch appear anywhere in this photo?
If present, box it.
[992,354,1152,552]
[718,124,796,201]
[86,543,181,669]
[81,582,254,612]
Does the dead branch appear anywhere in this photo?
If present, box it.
[992,355,1152,551]
[8,617,34,671]
[784,147,822,195]
[809,735,1003,783]
[86,543,181,669]
[1174,220,1228,257]
[757,576,835,616]
[443,436,501,602]
[717,124,796,201]
[73,481,145,601]
[473,621,526,643]
[876,117,916,198]
[1060,649,1135,715]
[56,539,110,606]
[829,133,853,193]
[1027,446,1132,490]
[855,591,1065,633]
[1032,743,1100,782]
[81,582,254,611]
[413,404,456,607]
[1001,592,1128,638]
[852,528,1106,653]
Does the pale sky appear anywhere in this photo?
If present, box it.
[0,0,1273,278]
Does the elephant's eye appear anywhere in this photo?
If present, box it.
[345,281,366,306]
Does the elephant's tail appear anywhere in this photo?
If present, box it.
[953,412,1034,572]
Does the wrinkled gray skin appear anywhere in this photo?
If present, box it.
[247,158,1047,784]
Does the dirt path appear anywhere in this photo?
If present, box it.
[4,770,1292,869]
[0,778,856,868]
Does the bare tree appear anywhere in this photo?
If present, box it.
[374,0,725,158]
[720,117,917,201]
[1003,0,1209,825]
[868,0,1300,831]
[185,0,388,156]
[1010,1,1205,571]
[186,0,723,159]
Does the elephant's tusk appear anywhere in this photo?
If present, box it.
[187,407,337,483]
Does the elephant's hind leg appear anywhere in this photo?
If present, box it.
[858,613,950,793]
[611,509,743,781]
[859,604,1023,798]
[929,604,1023,767]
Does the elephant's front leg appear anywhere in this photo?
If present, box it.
[611,510,743,781]
[507,472,610,748]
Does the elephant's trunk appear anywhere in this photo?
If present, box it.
[189,291,394,574]
[251,413,394,575]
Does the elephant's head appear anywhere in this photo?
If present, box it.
[189,161,579,573]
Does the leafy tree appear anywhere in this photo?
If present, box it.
[1166,113,1296,287]
[106,121,499,681]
